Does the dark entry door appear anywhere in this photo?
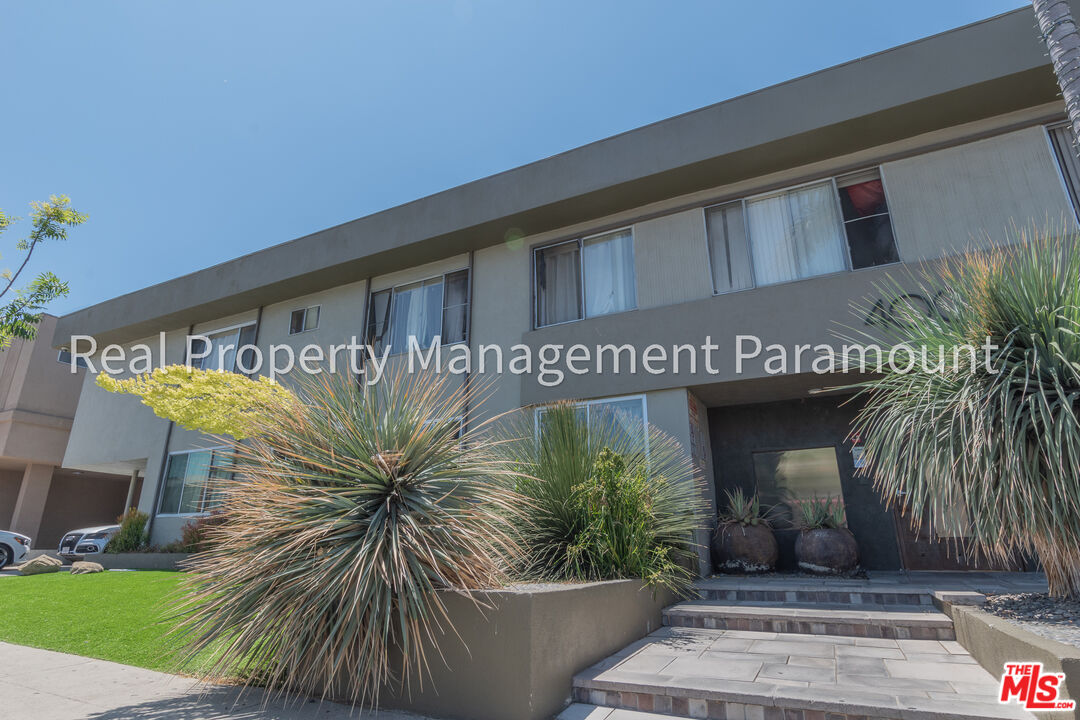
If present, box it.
[709,395,902,571]
[892,505,1022,571]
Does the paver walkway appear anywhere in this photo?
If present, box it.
[567,574,1043,720]
[0,642,430,720]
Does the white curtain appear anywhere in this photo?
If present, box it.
[389,279,443,352]
[537,242,581,326]
[747,182,846,286]
[583,230,636,317]
[202,330,239,372]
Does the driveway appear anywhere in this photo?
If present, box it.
[0,642,432,720]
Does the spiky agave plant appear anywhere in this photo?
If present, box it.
[170,368,525,706]
[837,228,1080,598]
[495,402,707,594]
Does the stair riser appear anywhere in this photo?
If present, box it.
[663,613,955,640]
[573,687,897,720]
[700,589,934,606]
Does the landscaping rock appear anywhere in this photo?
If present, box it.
[70,561,105,575]
[984,592,1080,649]
[16,554,63,575]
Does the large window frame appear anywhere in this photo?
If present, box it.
[533,227,637,329]
[1046,122,1080,224]
[533,393,648,448]
[366,268,470,355]
[157,446,235,518]
[189,321,258,373]
[703,168,900,296]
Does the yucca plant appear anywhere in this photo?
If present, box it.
[838,229,1080,598]
[719,488,770,527]
[170,368,525,706]
[495,402,707,595]
[790,494,846,530]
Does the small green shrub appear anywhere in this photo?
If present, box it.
[565,448,687,589]
[791,494,846,530]
[499,402,706,594]
[718,488,769,527]
[105,508,149,553]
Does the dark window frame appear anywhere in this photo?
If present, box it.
[365,268,471,355]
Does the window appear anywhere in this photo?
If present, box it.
[705,169,898,293]
[747,181,848,285]
[366,269,469,354]
[705,202,753,294]
[289,306,320,334]
[535,229,636,328]
[190,324,257,373]
[56,348,89,369]
[836,170,899,269]
[158,448,235,516]
[1048,123,1080,219]
[752,446,845,529]
[535,395,647,446]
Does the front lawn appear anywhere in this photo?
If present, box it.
[0,570,195,672]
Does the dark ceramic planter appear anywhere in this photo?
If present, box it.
[712,522,779,573]
[795,528,858,575]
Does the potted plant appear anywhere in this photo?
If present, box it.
[712,488,778,573]
[792,494,858,575]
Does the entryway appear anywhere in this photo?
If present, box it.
[707,395,1011,572]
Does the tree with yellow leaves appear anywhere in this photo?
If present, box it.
[97,365,295,439]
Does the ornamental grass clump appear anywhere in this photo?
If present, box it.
[167,369,525,707]
[498,402,706,594]
[838,228,1080,598]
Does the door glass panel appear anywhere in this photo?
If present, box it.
[752,446,843,528]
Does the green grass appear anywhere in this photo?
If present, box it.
[0,571,193,672]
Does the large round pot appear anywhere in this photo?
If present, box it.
[795,528,858,575]
[712,522,778,573]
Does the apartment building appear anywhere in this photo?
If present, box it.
[0,315,136,549]
[54,6,1080,571]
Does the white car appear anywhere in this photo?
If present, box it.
[58,525,120,560]
[0,530,31,568]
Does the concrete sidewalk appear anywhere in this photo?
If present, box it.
[0,642,432,720]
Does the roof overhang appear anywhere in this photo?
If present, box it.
[56,6,1059,347]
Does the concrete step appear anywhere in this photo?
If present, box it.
[571,626,1034,720]
[558,703,678,719]
[695,577,989,608]
[665,600,956,640]
[696,578,936,606]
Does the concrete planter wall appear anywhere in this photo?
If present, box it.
[947,604,1080,719]
[347,579,674,720]
[96,553,191,571]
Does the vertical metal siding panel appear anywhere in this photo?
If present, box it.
[633,209,714,309]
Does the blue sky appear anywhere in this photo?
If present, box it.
[1,1,1026,315]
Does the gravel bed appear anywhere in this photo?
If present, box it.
[984,593,1080,649]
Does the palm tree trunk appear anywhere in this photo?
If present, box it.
[1033,0,1080,145]
[1032,534,1080,599]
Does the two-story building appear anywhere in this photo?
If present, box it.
[54,5,1080,572]
[0,315,136,550]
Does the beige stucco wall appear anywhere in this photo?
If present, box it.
[884,125,1076,261]
[62,331,179,476]
[469,241,531,424]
